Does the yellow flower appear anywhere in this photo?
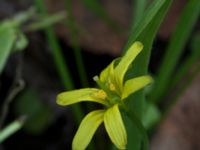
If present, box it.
[56,41,153,150]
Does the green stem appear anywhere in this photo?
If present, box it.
[64,0,89,87]
[35,0,84,123]
[0,116,26,143]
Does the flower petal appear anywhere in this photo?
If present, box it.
[99,59,115,84]
[104,105,127,149]
[114,42,143,91]
[56,88,109,106]
[72,110,105,150]
[122,75,153,99]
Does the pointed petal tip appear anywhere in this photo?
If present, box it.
[104,105,127,150]
[132,41,143,52]
[56,93,65,106]
[134,41,143,47]
[146,75,154,84]
[72,110,105,150]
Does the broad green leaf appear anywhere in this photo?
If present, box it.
[15,89,53,134]
[115,42,143,92]
[125,0,171,49]
[57,88,109,106]
[150,0,200,103]
[72,110,105,150]
[0,22,16,74]
[122,76,153,100]
[142,103,161,129]
[104,105,127,150]
[190,32,200,56]
[123,111,149,150]
[122,0,173,149]
[132,0,147,28]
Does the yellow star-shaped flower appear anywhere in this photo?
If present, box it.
[56,41,153,150]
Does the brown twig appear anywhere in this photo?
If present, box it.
[0,55,25,129]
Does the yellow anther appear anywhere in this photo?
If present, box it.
[93,90,107,99]
[109,83,116,91]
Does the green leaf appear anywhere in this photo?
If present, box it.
[35,0,84,124]
[0,22,17,74]
[0,117,25,143]
[165,32,200,100]
[72,110,105,150]
[150,0,200,103]
[142,103,161,129]
[64,0,89,87]
[122,0,173,149]
[14,32,28,51]
[14,89,53,134]
[125,0,172,49]
[162,32,200,114]
[132,0,147,28]
[190,32,200,56]
[81,0,121,31]
[26,12,66,31]
[123,111,149,150]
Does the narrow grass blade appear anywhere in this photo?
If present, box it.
[166,33,200,97]
[0,23,16,74]
[122,0,172,149]
[150,0,200,103]
[35,0,84,122]
[0,117,26,143]
[81,0,121,32]
[132,0,147,28]
[125,0,172,122]
[163,33,200,115]
[64,0,89,87]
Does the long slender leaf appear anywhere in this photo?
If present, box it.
[81,0,121,32]
[0,23,16,74]
[64,0,89,87]
[123,0,172,149]
[150,0,200,103]
[35,0,84,123]
[166,33,200,96]
[0,117,26,143]
[132,0,147,28]
[163,33,200,115]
